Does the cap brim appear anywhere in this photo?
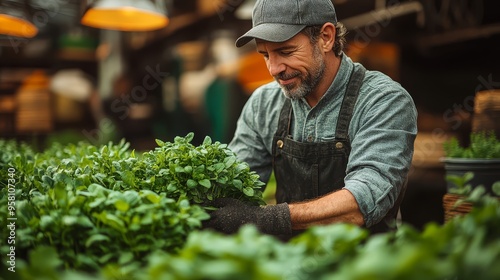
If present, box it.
[235,23,307,48]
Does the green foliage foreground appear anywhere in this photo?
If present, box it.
[1,135,500,280]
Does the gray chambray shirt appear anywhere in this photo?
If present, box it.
[228,54,418,227]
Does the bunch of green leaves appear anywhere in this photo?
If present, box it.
[10,196,500,280]
[0,140,35,166]
[32,140,133,194]
[446,171,475,195]
[135,133,265,205]
[0,139,132,197]
[443,131,500,158]
[0,179,208,272]
[0,140,37,192]
[446,172,500,208]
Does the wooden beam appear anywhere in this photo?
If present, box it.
[416,23,500,50]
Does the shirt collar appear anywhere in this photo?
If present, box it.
[306,53,354,108]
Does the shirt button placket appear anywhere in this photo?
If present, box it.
[306,111,315,143]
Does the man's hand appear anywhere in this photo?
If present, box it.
[203,198,292,236]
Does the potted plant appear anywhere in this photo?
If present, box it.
[442,172,475,222]
[442,131,500,196]
[443,172,500,222]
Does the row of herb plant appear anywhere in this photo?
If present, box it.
[7,194,500,280]
[0,134,264,272]
[3,135,500,279]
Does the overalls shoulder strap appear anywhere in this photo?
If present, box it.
[275,97,293,139]
[335,64,366,141]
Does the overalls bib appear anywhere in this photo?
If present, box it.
[272,64,399,234]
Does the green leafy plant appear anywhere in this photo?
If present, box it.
[0,133,265,272]
[140,133,265,205]
[10,198,500,280]
[445,172,475,195]
[445,172,500,210]
[443,131,500,158]
[9,134,500,280]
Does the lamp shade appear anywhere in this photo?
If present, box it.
[0,1,38,38]
[81,0,168,31]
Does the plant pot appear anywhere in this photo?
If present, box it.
[443,158,500,195]
[442,193,473,222]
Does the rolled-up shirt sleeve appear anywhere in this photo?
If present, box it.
[343,83,417,227]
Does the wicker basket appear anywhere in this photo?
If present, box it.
[442,193,474,222]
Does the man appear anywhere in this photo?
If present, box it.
[204,0,417,237]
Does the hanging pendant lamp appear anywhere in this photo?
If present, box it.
[0,0,38,38]
[81,0,168,32]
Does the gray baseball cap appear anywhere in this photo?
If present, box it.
[235,0,338,48]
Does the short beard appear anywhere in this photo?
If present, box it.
[277,46,326,100]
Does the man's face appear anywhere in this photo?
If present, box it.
[256,33,326,99]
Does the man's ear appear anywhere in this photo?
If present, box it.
[319,22,336,52]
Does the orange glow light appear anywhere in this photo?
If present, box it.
[0,13,38,38]
[81,6,168,31]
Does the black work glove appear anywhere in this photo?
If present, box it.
[203,198,292,236]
